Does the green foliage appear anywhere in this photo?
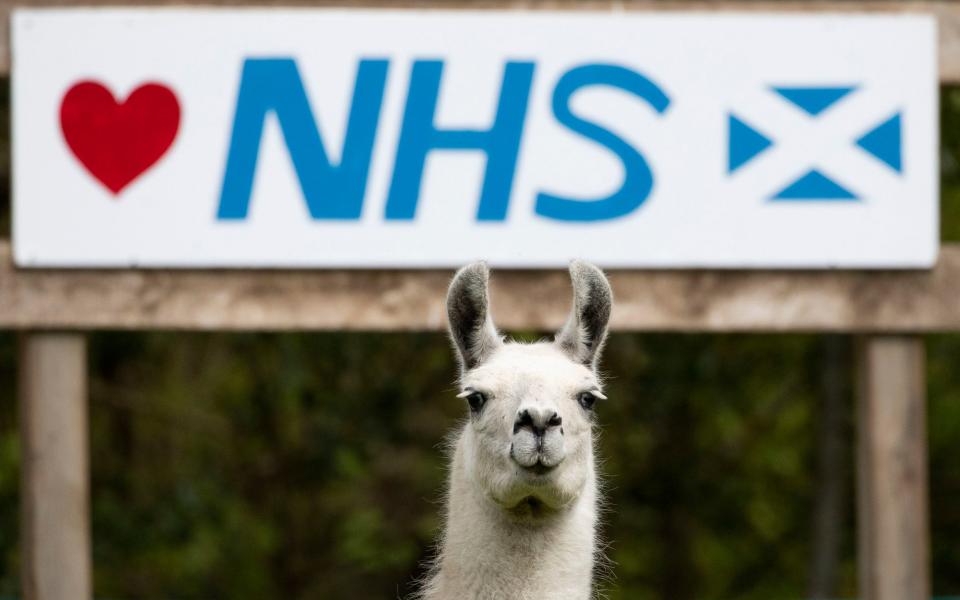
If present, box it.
[85,332,457,599]
[0,335,18,598]
[0,331,958,598]
[927,336,960,595]
[598,335,851,600]
[942,88,960,241]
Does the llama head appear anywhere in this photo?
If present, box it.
[446,261,612,518]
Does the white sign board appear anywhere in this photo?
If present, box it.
[12,9,938,268]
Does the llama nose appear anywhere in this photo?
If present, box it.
[514,406,562,437]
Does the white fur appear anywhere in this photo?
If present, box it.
[420,343,603,600]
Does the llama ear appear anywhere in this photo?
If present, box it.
[555,260,613,371]
[447,262,502,372]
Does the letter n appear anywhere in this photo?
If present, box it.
[217,58,388,220]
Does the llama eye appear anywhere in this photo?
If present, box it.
[578,392,598,411]
[465,391,487,413]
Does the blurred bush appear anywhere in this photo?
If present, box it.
[0,331,956,599]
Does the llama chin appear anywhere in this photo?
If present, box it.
[419,260,612,600]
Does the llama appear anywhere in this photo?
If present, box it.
[420,260,613,600]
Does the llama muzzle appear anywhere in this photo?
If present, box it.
[510,404,565,470]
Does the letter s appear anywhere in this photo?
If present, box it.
[536,64,670,222]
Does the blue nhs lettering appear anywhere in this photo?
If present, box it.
[217,58,670,222]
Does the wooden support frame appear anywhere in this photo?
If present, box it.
[2,241,960,332]
[857,336,930,600]
[18,333,91,600]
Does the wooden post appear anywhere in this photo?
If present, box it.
[18,333,92,600]
[856,336,930,600]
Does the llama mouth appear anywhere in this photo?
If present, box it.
[510,443,561,476]
[521,461,557,476]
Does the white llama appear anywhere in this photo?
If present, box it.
[420,260,613,600]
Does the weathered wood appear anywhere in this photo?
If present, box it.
[18,333,91,600]
[856,336,929,600]
[2,0,960,81]
[1,240,960,331]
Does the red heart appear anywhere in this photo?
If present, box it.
[60,81,180,195]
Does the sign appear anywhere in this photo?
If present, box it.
[12,9,938,268]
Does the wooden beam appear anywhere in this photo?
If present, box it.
[2,240,960,331]
[2,1,960,81]
[18,333,91,600]
[856,336,930,600]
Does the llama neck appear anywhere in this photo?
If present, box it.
[424,434,597,600]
